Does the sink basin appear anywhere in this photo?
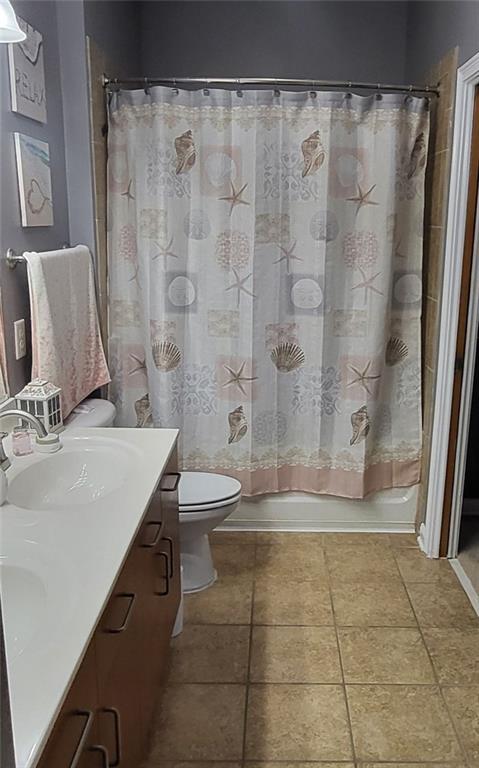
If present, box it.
[0,564,46,658]
[8,437,137,511]
[0,541,71,661]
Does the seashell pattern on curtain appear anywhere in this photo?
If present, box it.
[107,87,429,498]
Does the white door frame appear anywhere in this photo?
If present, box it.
[420,51,479,558]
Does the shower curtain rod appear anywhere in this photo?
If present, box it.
[102,75,440,96]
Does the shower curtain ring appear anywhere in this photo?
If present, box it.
[203,80,210,96]
[144,77,150,95]
[310,80,317,98]
[273,79,280,97]
[236,79,243,97]
[172,78,179,95]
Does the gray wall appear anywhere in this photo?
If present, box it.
[406,1,479,81]
[140,1,409,82]
[0,0,70,396]
[57,0,96,254]
[84,0,142,77]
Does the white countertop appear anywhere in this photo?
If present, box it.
[0,427,178,768]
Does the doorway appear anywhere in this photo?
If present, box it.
[422,52,479,564]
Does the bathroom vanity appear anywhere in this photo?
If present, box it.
[0,428,180,768]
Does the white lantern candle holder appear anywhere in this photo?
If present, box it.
[15,378,63,433]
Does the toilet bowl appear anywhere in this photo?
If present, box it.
[178,471,241,593]
[64,399,241,593]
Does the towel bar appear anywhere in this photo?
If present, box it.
[5,245,71,269]
[5,248,23,269]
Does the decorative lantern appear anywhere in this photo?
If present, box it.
[15,378,63,433]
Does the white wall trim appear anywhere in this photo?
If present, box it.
[423,51,479,558]
[450,558,479,617]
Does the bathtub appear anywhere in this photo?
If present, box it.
[220,484,418,533]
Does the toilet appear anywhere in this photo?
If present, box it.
[64,398,242,593]
[178,471,241,593]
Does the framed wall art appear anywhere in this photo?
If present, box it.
[8,17,47,123]
[14,133,53,227]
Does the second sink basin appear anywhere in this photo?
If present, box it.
[7,436,138,510]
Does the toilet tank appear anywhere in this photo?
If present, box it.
[64,398,116,430]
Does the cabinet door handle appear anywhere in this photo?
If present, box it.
[105,593,136,633]
[69,710,94,768]
[155,551,170,595]
[160,472,181,492]
[103,707,121,767]
[162,536,174,577]
[88,744,110,767]
[140,520,163,548]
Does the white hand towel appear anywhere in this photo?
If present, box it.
[24,245,110,418]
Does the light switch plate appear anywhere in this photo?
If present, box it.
[14,319,26,360]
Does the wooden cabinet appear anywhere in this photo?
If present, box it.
[37,459,180,768]
[140,470,181,737]
[95,546,145,768]
[36,646,104,768]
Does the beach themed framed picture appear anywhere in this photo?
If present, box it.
[8,17,47,124]
[14,133,53,227]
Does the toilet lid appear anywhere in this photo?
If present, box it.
[64,398,116,429]
[179,471,241,508]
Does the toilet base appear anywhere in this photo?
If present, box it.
[178,497,240,593]
[181,533,218,593]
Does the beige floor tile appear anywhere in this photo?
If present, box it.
[347,684,462,761]
[255,532,323,547]
[249,625,341,683]
[150,763,242,768]
[387,532,419,548]
[253,576,333,625]
[211,542,256,578]
[406,582,479,627]
[245,684,352,760]
[184,574,253,624]
[338,627,435,683]
[423,628,479,684]
[321,532,389,547]
[168,625,250,683]
[245,764,354,768]
[326,545,401,582]
[331,581,416,626]
[211,531,256,545]
[443,686,479,762]
[151,684,246,760]
[361,764,467,768]
[255,544,328,580]
[395,549,457,583]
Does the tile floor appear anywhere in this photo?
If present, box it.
[146,532,479,767]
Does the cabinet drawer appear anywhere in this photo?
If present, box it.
[96,547,147,767]
[36,646,104,768]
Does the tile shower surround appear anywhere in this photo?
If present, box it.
[143,531,479,766]
[417,47,459,529]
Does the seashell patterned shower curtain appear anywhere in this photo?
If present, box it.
[107,87,429,498]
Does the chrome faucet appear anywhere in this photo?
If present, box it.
[0,432,10,471]
[0,410,48,438]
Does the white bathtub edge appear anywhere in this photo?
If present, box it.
[218,485,418,533]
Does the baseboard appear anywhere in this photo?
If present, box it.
[218,487,417,533]
[418,522,427,554]
[450,558,479,617]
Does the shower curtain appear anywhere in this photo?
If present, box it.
[107,87,429,498]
